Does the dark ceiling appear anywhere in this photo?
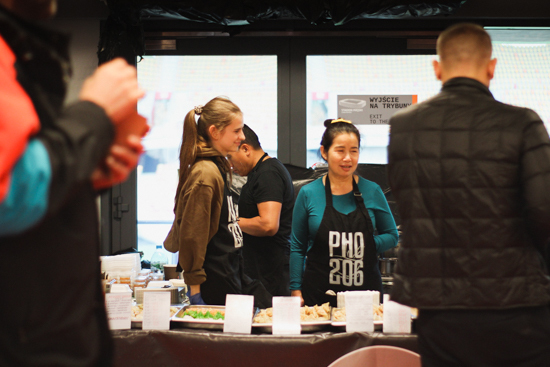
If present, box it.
[54,0,549,63]
[56,0,550,22]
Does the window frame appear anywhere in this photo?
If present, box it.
[103,33,437,255]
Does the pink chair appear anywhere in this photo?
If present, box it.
[328,345,421,367]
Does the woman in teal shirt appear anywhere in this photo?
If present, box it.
[290,118,398,306]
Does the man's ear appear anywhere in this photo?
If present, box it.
[487,58,497,81]
[433,59,442,81]
[241,144,251,155]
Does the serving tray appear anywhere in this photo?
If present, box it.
[171,305,226,330]
[252,305,332,333]
[330,306,384,331]
[252,319,332,333]
[131,304,183,329]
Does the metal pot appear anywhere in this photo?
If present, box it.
[379,257,398,276]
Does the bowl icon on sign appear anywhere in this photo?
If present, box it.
[339,99,366,108]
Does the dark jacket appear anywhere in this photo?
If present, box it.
[0,8,114,366]
[388,77,550,310]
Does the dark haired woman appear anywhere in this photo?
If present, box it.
[164,96,270,306]
[289,118,398,306]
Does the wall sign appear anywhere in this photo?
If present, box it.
[337,95,417,125]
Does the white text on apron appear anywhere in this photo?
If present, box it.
[328,231,364,286]
[228,197,243,248]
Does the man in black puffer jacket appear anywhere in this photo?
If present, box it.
[388,23,550,367]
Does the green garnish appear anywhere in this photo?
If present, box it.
[179,309,225,320]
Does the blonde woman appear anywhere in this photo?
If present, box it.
[164,97,271,306]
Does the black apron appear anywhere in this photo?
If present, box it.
[302,175,382,307]
[200,161,272,308]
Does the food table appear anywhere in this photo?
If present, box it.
[111,328,418,367]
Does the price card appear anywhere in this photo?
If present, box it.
[272,296,301,335]
[345,291,374,333]
[382,294,412,334]
[105,292,132,330]
[223,294,254,334]
[142,292,171,330]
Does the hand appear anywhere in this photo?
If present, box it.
[190,293,206,305]
[186,289,207,305]
[91,135,144,190]
[79,58,145,124]
[291,290,305,306]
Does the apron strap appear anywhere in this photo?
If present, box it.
[324,174,334,207]
[352,178,363,206]
[213,158,228,187]
[325,174,375,233]
[250,152,269,174]
[259,152,269,163]
[352,178,375,233]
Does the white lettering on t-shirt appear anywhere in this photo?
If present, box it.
[227,196,243,248]
[328,230,364,286]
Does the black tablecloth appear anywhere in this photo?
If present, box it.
[111,329,418,367]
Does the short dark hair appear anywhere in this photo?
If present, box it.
[240,124,262,150]
[320,119,361,161]
[437,23,492,67]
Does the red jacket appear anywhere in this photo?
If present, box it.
[1,8,115,366]
[0,34,40,202]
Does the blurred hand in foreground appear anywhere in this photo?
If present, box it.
[91,134,144,190]
[79,58,145,124]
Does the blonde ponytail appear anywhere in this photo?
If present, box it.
[173,96,242,211]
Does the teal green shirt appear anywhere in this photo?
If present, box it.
[290,176,398,290]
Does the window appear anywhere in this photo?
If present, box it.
[306,55,440,166]
[487,29,550,130]
[305,29,550,167]
[116,29,550,257]
[136,55,277,260]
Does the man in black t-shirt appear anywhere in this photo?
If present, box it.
[228,125,294,296]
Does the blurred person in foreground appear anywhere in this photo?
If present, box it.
[388,23,550,366]
[228,124,295,297]
[0,1,147,366]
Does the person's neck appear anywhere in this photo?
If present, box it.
[441,69,490,87]
[210,140,228,157]
[252,149,268,166]
[326,173,355,195]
